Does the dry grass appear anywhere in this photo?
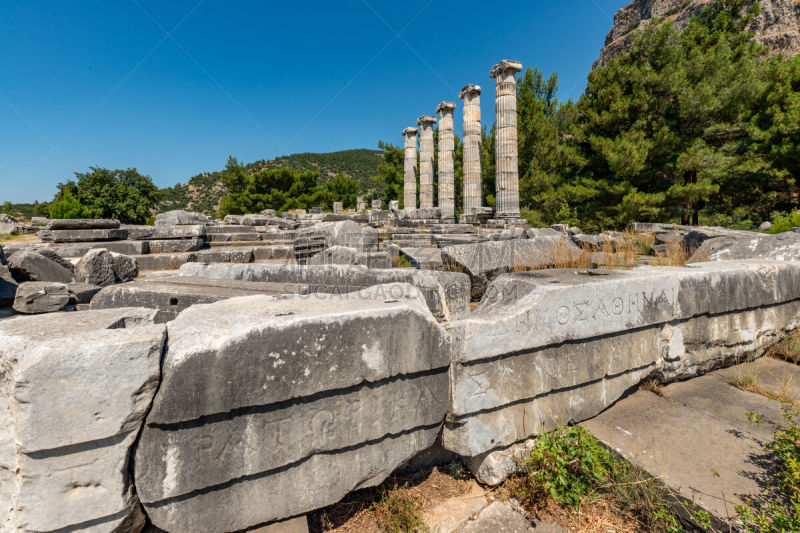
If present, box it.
[731,358,798,406]
[732,359,764,394]
[543,239,592,270]
[310,467,472,533]
[767,329,800,365]
[639,378,669,398]
[532,497,645,533]
[652,241,690,267]
[0,233,37,243]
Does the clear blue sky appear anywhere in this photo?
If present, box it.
[0,0,628,202]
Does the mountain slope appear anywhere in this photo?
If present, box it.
[158,148,384,215]
[597,0,800,66]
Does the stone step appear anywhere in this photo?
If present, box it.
[583,358,800,525]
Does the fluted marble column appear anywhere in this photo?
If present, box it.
[402,127,418,209]
[459,84,482,215]
[436,102,456,220]
[490,59,523,219]
[416,115,437,209]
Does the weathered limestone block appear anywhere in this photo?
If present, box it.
[194,248,254,263]
[36,249,74,272]
[7,240,150,258]
[146,236,205,253]
[155,209,212,226]
[0,265,17,307]
[91,276,312,323]
[253,245,294,260]
[441,237,580,298]
[178,262,471,320]
[307,245,358,265]
[75,248,116,287]
[135,285,451,531]
[120,224,155,240]
[206,224,256,234]
[143,224,207,240]
[207,231,261,242]
[444,261,800,460]
[0,308,165,532]
[294,220,378,263]
[37,228,128,242]
[133,252,197,271]
[46,218,120,230]
[356,251,392,269]
[690,230,800,262]
[111,252,138,282]
[8,251,74,284]
[13,281,71,314]
[67,282,102,304]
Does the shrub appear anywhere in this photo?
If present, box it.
[737,406,800,532]
[769,210,800,234]
[513,425,613,506]
[48,191,89,219]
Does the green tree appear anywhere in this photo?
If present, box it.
[370,141,405,207]
[54,167,162,224]
[559,0,793,230]
[48,191,90,219]
[0,201,13,215]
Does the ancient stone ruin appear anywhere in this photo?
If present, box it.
[2,58,800,532]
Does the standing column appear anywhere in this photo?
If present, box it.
[436,102,456,221]
[416,115,437,209]
[402,127,418,209]
[490,60,523,219]
[459,84,482,215]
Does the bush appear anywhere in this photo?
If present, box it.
[737,406,800,532]
[769,210,800,234]
[513,425,612,506]
[48,191,89,219]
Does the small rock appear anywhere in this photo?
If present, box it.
[13,281,71,314]
[759,221,772,231]
[75,248,115,287]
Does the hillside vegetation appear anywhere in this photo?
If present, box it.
[158,149,384,215]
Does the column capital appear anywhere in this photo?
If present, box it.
[435,101,456,115]
[489,59,523,78]
[416,115,437,127]
[459,84,481,98]
[401,127,418,136]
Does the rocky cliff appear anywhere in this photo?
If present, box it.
[597,0,800,66]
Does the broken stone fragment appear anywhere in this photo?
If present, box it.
[12,281,71,313]
[110,252,138,282]
[8,250,74,284]
[155,209,212,226]
[45,218,120,230]
[0,307,165,532]
[135,284,451,532]
[75,248,116,286]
